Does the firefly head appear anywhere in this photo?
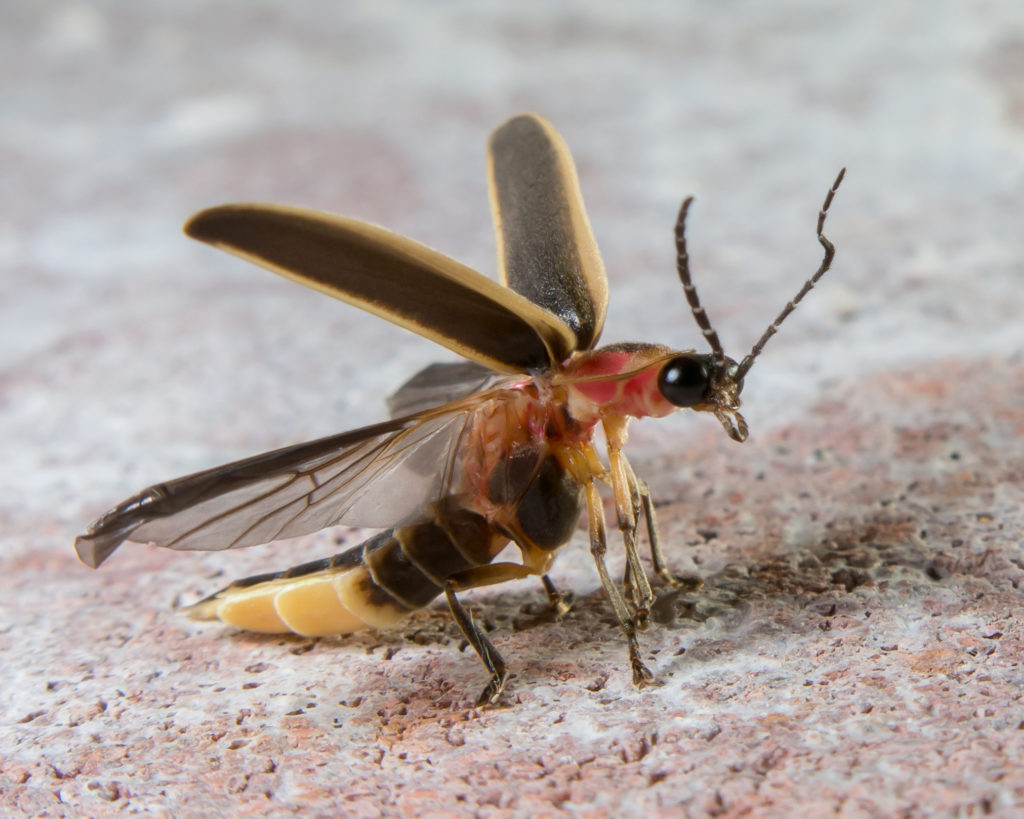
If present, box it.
[658,352,747,441]
[671,168,845,442]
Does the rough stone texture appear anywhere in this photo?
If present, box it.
[3,2,1024,816]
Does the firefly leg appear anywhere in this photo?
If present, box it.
[584,480,655,687]
[444,562,536,706]
[620,465,644,605]
[602,420,654,624]
[621,469,647,607]
[541,574,572,616]
[634,475,703,592]
[445,587,507,707]
[614,481,653,622]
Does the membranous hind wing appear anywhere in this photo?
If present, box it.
[74,403,485,569]
[386,361,510,418]
[487,113,609,352]
[184,206,578,373]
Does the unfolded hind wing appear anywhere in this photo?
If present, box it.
[74,402,483,568]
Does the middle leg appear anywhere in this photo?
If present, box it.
[444,562,537,706]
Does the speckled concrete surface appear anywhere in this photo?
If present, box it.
[3,2,1024,816]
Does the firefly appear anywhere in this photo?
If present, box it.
[76,114,844,705]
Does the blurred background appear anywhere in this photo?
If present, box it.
[3,1,1023,814]
[4,2,1022,532]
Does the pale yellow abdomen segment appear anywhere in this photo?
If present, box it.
[185,511,506,638]
[187,565,407,637]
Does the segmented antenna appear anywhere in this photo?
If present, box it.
[734,168,846,381]
[675,196,726,366]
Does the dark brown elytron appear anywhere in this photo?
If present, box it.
[76,114,845,705]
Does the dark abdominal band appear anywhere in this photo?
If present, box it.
[363,508,497,610]
[216,505,503,613]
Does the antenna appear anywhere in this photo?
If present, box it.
[675,196,725,366]
[735,167,846,380]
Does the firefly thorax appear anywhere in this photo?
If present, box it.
[663,168,846,442]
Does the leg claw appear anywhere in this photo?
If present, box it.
[631,662,659,688]
[476,674,508,707]
[659,571,703,592]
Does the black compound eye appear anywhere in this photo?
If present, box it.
[658,356,710,407]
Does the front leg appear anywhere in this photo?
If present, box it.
[609,437,703,593]
[582,479,655,687]
[633,472,703,592]
[602,417,654,623]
